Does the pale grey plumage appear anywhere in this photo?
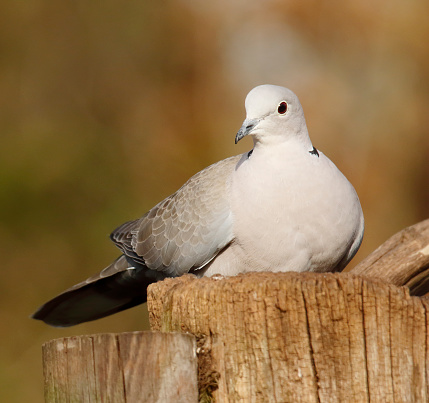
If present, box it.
[32,84,364,327]
[111,156,237,276]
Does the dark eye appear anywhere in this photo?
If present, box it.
[277,101,287,114]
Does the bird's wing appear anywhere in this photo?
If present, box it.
[111,155,240,276]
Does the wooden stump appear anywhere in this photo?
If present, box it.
[147,272,429,402]
[42,331,198,403]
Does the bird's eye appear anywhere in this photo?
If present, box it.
[277,101,287,115]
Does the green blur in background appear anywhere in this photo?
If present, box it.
[1,1,428,401]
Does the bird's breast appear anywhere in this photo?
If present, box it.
[228,150,362,272]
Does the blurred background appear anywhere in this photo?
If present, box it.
[1,0,429,401]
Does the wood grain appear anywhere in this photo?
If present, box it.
[42,331,198,402]
[148,272,429,402]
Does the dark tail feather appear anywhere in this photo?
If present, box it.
[31,255,167,327]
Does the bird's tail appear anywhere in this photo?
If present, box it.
[31,255,167,327]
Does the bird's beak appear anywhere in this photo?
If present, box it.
[235,118,260,144]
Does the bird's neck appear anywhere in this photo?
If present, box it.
[252,129,313,153]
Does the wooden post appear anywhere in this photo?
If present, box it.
[147,272,429,402]
[42,331,198,402]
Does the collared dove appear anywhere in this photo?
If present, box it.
[32,85,364,327]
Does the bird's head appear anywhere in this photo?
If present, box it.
[235,84,309,146]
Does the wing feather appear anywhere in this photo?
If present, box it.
[110,155,239,276]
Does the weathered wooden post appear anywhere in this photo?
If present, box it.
[42,332,198,402]
[148,272,429,402]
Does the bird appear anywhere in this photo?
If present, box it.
[32,84,364,327]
